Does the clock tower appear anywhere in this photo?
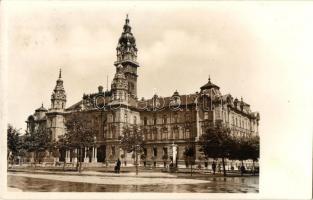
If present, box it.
[114,15,139,98]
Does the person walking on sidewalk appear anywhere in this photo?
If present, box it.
[212,161,216,175]
[116,158,121,174]
[240,164,246,176]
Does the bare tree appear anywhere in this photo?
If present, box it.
[119,125,145,175]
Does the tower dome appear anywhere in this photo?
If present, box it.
[51,68,66,110]
[116,14,138,64]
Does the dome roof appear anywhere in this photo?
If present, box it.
[172,90,180,97]
[200,77,220,90]
[116,15,137,52]
[35,103,48,112]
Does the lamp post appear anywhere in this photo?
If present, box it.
[93,135,97,163]
[135,126,142,176]
[135,144,139,175]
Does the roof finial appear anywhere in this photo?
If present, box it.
[126,14,129,24]
[208,75,211,83]
[59,68,62,79]
[106,75,109,91]
[41,102,43,107]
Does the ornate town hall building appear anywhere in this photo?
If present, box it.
[26,16,260,166]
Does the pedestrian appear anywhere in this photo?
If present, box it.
[114,160,118,173]
[117,158,121,174]
[217,163,221,173]
[212,161,216,175]
[240,165,245,176]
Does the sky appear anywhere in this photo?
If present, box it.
[1,1,313,198]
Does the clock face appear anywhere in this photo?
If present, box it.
[95,94,106,110]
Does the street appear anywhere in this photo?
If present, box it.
[7,171,258,193]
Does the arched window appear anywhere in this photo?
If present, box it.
[153,147,158,157]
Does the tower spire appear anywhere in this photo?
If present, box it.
[51,69,66,110]
[59,68,62,79]
[106,75,108,91]
[115,15,139,98]
[126,14,129,24]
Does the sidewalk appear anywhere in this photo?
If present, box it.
[8,171,211,186]
[8,167,258,179]
[8,168,178,178]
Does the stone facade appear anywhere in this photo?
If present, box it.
[26,16,260,167]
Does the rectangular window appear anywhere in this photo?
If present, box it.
[153,147,158,157]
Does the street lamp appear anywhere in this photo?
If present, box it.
[135,144,140,175]
[94,135,97,163]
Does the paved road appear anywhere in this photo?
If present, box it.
[8,171,258,193]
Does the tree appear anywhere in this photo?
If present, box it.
[61,112,96,172]
[229,138,247,166]
[53,135,69,170]
[7,124,21,166]
[120,153,126,166]
[22,126,53,167]
[249,135,260,162]
[119,125,145,175]
[183,145,195,176]
[230,135,260,174]
[199,124,234,176]
[243,135,260,174]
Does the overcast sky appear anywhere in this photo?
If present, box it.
[2,1,313,197]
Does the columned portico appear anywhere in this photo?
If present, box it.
[73,149,78,163]
[84,147,88,163]
[65,150,70,163]
[92,147,97,163]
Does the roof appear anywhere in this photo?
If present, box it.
[200,77,220,90]
[138,93,198,110]
[66,100,83,111]
[35,104,48,112]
